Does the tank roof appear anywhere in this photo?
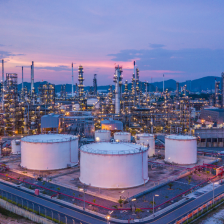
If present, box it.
[21,134,78,143]
[114,132,130,135]
[136,133,154,137]
[95,130,111,133]
[80,142,147,155]
[166,135,196,140]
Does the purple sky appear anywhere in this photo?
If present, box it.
[0,0,224,85]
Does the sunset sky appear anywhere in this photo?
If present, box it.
[0,0,224,85]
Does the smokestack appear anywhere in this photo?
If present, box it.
[30,61,34,96]
[163,74,164,92]
[72,63,74,97]
[32,61,34,90]
[2,59,4,83]
[22,66,24,90]
[2,59,4,110]
[134,61,136,105]
[176,82,179,97]
[30,65,32,96]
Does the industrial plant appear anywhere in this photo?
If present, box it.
[0,59,224,223]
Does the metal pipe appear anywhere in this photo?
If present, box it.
[163,74,164,92]
[72,63,74,97]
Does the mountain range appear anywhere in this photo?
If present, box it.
[16,76,222,93]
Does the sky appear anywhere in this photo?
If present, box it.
[0,0,224,85]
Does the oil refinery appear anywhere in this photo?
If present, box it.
[0,59,224,223]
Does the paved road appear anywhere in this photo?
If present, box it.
[1,180,224,224]
[150,183,224,224]
[0,182,107,224]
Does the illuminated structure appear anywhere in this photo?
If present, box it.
[79,142,149,188]
[39,83,55,105]
[78,65,86,110]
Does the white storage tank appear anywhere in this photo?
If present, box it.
[21,134,78,170]
[114,132,131,142]
[136,133,155,157]
[95,130,111,142]
[11,139,21,154]
[165,135,197,165]
[80,142,149,188]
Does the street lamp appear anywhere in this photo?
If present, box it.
[106,215,110,224]
[79,185,87,211]
[153,194,159,217]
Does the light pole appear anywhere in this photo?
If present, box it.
[80,184,87,211]
[213,182,214,205]
[153,194,159,217]
[106,215,110,224]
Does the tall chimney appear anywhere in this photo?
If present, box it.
[30,65,33,96]
[2,59,4,83]
[176,82,179,97]
[30,61,34,96]
[22,66,24,90]
[2,59,4,110]
[72,63,74,97]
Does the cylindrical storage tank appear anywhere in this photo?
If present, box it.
[11,139,21,154]
[165,135,197,165]
[21,134,78,170]
[80,142,149,188]
[136,133,155,157]
[95,130,111,142]
[114,132,131,142]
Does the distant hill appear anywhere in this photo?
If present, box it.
[17,76,222,93]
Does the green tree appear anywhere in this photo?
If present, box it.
[118,198,124,207]
[168,183,173,189]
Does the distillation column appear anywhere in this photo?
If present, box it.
[114,65,123,114]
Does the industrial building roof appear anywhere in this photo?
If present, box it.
[80,142,147,155]
[101,119,122,124]
[21,134,78,143]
